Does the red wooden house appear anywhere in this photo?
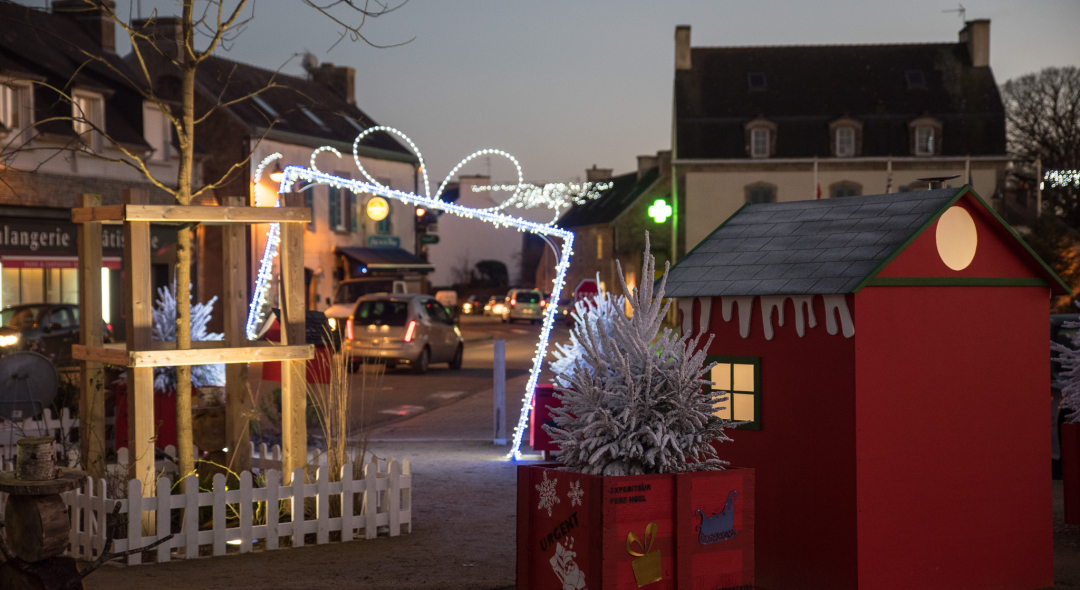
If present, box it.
[665,186,1068,590]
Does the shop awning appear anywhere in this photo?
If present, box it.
[335,247,434,275]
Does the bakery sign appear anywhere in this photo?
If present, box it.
[0,218,170,257]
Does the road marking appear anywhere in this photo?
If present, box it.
[379,405,425,416]
[429,391,466,400]
[511,329,529,334]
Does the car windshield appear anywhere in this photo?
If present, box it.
[0,306,46,329]
[354,299,409,327]
[516,292,541,304]
[334,280,395,304]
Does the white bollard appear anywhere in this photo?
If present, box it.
[493,339,507,445]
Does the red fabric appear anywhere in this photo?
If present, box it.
[259,317,333,384]
[113,383,195,451]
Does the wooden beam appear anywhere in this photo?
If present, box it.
[279,221,307,483]
[71,343,314,367]
[71,204,124,223]
[71,205,312,224]
[122,189,155,533]
[76,193,106,481]
[222,195,251,473]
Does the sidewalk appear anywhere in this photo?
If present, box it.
[85,376,537,590]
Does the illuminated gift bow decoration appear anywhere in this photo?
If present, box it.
[247,127,608,460]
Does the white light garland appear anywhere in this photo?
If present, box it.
[1046,170,1080,189]
[247,129,603,460]
[470,182,612,223]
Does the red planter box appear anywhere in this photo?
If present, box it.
[114,384,194,451]
[1064,423,1080,525]
[517,464,754,590]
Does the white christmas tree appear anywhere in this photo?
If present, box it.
[1053,310,1080,423]
[545,233,735,475]
[151,283,226,392]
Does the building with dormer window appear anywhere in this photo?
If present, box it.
[671,20,1007,257]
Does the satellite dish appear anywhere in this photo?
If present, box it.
[301,52,319,74]
[0,352,58,421]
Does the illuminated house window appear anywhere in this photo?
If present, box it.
[708,355,760,430]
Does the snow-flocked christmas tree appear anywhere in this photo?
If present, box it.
[151,283,225,392]
[1053,310,1080,423]
[545,232,735,475]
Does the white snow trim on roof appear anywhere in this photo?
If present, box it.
[680,294,854,340]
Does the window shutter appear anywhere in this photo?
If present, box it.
[351,193,358,232]
[305,192,315,232]
[328,186,340,230]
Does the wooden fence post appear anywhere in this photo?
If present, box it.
[222,195,251,473]
[122,189,156,533]
[77,193,106,480]
[279,221,306,482]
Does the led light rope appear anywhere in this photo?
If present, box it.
[1046,170,1080,189]
[247,129,602,460]
[471,182,612,223]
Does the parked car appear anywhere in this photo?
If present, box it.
[343,294,463,374]
[501,289,546,324]
[483,295,502,316]
[0,303,112,366]
[1052,314,1078,462]
[555,298,573,323]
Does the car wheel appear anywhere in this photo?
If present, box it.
[449,345,463,370]
[412,347,430,374]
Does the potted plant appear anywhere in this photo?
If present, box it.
[517,234,754,590]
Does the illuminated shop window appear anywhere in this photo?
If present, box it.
[708,355,761,430]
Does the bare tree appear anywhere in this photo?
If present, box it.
[0,0,408,486]
[1001,66,1080,224]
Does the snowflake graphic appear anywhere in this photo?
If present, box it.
[567,480,583,507]
[536,471,560,516]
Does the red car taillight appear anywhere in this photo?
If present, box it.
[404,320,417,342]
[346,318,354,340]
[540,300,546,307]
[511,299,517,306]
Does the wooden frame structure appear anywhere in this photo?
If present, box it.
[74,190,313,491]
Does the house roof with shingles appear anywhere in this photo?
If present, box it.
[196,56,416,163]
[675,41,1005,159]
[666,187,1069,298]
[557,167,660,228]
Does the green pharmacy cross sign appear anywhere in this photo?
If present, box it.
[649,199,673,223]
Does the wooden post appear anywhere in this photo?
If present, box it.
[279,221,307,482]
[123,189,156,513]
[222,196,251,473]
[77,193,105,480]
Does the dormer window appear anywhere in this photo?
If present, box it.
[72,90,104,152]
[905,70,926,89]
[143,102,172,161]
[745,118,776,159]
[747,72,767,91]
[0,79,32,141]
[909,117,942,156]
[828,117,862,158]
[835,127,855,157]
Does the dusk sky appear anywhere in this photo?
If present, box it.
[25,0,1080,186]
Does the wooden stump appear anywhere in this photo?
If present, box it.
[4,495,69,562]
[0,556,82,590]
[15,438,56,482]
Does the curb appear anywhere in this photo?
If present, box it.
[462,333,494,343]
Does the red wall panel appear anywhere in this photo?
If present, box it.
[704,294,858,590]
[853,286,1051,590]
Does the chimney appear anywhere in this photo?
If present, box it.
[959,19,990,67]
[656,150,672,175]
[586,164,613,182]
[637,155,658,179]
[131,16,184,59]
[311,63,356,104]
[53,0,117,53]
[675,25,691,71]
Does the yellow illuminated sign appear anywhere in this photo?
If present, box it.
[366,196,389,221]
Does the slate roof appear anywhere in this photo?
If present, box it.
[196,56,415,162]
[675,42,1005,159]
[0,2,150,148]
[666,188,961,297]
[557,167,660,228]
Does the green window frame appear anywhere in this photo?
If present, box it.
[328,185,341,231]
[707,355,761,430]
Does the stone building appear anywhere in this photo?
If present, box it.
[672,20,1008,256]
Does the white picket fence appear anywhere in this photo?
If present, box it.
[65,455,412,564]
[0,408,87,462]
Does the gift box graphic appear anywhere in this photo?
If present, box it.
[626,522,661,587]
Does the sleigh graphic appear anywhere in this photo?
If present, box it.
[695,490,738,545]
